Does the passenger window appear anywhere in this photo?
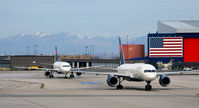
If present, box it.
[62,65,70,67]
[144,70,156,72]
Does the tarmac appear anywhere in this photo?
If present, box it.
[0,71,199,108]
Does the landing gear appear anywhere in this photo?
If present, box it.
[116,77,124,90]
[48,71,54,78]
[145,81,152,91]
[49,75,54,78]
[116,84,123,89]
[70,73,74,78]
[64,73,67,78]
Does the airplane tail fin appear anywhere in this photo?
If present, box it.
[55,46,58,61]
[119,37,125,65]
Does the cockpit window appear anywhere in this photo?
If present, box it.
[62,65,70,67]
[144,70,156,73]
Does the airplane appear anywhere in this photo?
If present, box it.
[77,37,199,91]
[16,46,82,79]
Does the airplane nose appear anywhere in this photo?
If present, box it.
[150,73,157,79]
[145,73,157,81]
[67,67,71,71]
[62,67,71,72]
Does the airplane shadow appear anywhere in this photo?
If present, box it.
[44,76,103,79]
[104,86,174,91]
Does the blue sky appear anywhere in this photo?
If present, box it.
[0,0,199,38]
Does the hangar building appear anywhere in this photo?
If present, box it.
[148,20,199,69]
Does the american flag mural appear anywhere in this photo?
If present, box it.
[149,37,183,57]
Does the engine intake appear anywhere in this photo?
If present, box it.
[44,71,50,77]
[159,75,170,87]
[106,75,118,87]
[76,72,82,76]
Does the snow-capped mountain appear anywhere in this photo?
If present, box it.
[0,32,147,58]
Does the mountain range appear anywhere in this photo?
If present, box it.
[0,32,147,58]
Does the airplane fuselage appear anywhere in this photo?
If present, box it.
[117,63,157,81]
[53,61,71,73]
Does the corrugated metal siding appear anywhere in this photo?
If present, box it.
[158,20,199,33]
[122,44,144,60]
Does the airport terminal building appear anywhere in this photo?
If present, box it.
[0,55,120,70]
[148,20,199,69]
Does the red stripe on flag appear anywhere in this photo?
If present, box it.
[164,37,182,39]
[163,43,182,45]
[150,49,182,51]
[163,40,182,42]
[150,52,182,54]
[163,46,182,48]
[150,55,183,57]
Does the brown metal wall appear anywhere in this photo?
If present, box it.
[122,44,144,60]
[10,56,54,69]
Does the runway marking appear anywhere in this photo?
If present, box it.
[80,82,104,84]
[20,97,48,108]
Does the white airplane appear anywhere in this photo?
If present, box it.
[42,46,76,78]
[78,37,199,91]
[16,46,81,78]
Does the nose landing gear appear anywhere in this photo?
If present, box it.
[145,81,152,91]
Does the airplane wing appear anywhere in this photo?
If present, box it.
[157,70,199,76]
[71,65,117,71]
[72,70,131,77]
[15,66,59,71]
[76,69,199,77]
[88,67,117,71]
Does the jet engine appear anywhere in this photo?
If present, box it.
[159,75,170,87]
[76,72,82,76]
[106,75,118,87]
[44,71,50,77]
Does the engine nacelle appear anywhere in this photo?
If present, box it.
[44,71,50,77]
[76,72,82,76]
[159,75,170,87]
[106,75,118,87]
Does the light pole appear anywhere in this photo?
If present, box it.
[34,44,38,55]
[85,46,88,55]
[27,46,29,55]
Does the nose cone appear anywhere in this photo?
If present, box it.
[62,67,71,72]
[66,67,71,72]
[143,73,157,81]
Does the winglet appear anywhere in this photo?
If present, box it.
[55,46,58,61]
[119,37,125,65]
